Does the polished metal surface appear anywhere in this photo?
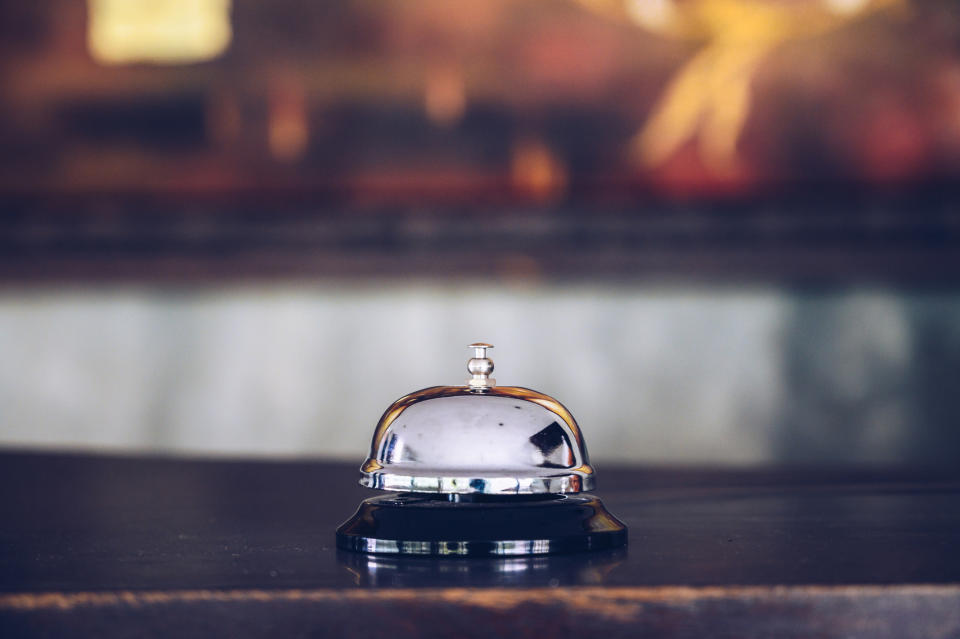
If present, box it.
[338,548,628,587]
[336,492,626,556]
[359,344,595,495]
[466,342,496,391]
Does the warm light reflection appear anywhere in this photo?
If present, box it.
[825,0,871,15]
[625,0,677,31]
[579,0,907,172]
[424,63,467,127]
[511,139,567,201]
[268,76,309,162]
[87,0,231,65]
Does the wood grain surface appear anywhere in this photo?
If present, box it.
[1,452,959,637]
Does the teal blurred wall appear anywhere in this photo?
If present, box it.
[1,284,956,466]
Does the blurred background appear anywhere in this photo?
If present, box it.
[1,0,959,466]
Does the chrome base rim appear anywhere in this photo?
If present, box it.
[336,493,627,557]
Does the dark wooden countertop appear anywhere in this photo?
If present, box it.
[1,451,959,637]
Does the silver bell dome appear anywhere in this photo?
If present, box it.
[359,343,595,495]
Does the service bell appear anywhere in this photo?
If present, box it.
[336,343,627,556]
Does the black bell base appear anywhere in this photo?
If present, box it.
[336,492,627,557]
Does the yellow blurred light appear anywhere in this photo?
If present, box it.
[87,0,231,65]
[824,0,871,15]
[634,43,766,172]
[578,0,907,172]
[625,0,677,31]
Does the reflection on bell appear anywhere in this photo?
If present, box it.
[338,548,628,587]
[336,343,628,557]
